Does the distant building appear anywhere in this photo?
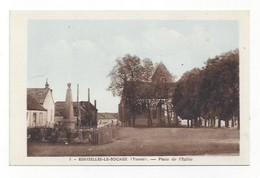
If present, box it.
[54,86,98,129]
[55,101,98,128]
[118,62,177,127]
[97,112,119,127]
[27,81,55,128]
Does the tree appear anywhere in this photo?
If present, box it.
[172,68,202,127]
[200,49,239,128]
[107,54,143,127]
[140,58,156,127]
[173,49,239,129]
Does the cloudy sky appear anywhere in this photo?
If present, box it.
[28,20,238,112]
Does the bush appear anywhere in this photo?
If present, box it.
[27,127,44,142]
[27,127,59,143]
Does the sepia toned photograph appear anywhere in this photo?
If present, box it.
[10,11,250,165]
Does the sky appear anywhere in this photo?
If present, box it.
[27,20,238,112]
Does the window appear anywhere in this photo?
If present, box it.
[161,77,166,82]
[33,113,37,126]
[39,112,43,125]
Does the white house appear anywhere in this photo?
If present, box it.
[97,112,119,127]
[27,94,48,128]
[27,81,55,128]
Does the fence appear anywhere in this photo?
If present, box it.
[27,126,120,145]
[90,126,119,145]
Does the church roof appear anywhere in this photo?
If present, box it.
[151,62,173,83]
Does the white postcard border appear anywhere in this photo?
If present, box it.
[10,11,250,165]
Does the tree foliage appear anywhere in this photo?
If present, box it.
[173,68,202,124]
[107,54,143,97]
[107,54,156,126]
[172,49,239,128]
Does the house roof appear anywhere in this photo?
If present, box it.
[27,94,47,111]
[27,88,51,104]
[97,113,118,120]
[55,101,97,117]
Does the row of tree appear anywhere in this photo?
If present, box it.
[172,49,239,128]
[108,49,239,128]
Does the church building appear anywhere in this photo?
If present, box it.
[118,62,178,127]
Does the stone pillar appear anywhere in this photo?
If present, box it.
[63,83,76,130]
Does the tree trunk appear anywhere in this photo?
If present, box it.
[159,101,163,127]
[175,113,179,127]
[225,120,229,128]
[231,116,234,127]
[211,118,215,128]
[199,117,202,127]
[218,117,221,128]
[147,107,153,127]
[132,111,136,127]
[187,119,190,127]
[166,103,171,127]
[128,117,131,127]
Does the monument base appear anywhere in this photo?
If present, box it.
[63,120,76,130]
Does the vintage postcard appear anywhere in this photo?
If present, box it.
[10,11,250,165]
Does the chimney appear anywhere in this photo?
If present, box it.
[88,88,90,102]
[45,78,49,88]
[94,100,97,121]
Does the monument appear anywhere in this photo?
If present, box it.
[63,83,76,129]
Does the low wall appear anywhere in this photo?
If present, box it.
[91,127,119,145]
